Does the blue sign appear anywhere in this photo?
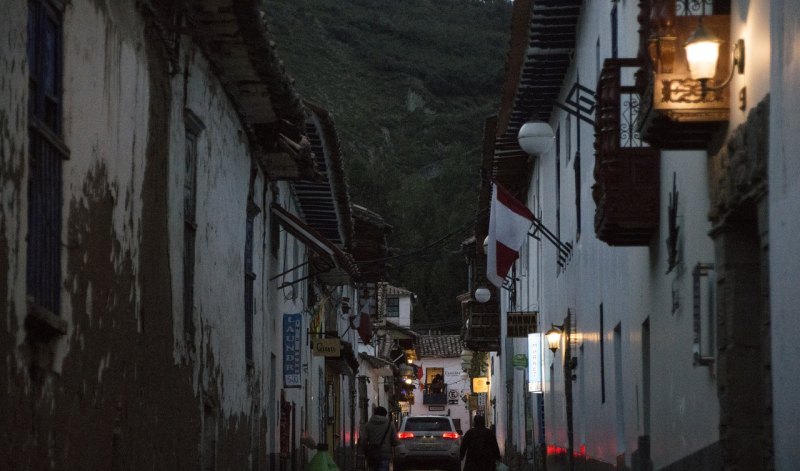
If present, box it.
[283,313,303,388]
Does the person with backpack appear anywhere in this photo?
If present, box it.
[460,415,501,471]
[360,406,398,471]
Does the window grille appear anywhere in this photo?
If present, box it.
[387,297,399,317]
[27,0,66,316]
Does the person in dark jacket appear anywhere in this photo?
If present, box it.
[360,406,398,471]
[460,415,501,471]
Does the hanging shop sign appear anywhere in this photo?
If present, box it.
[283,313,303,388]
[312,338,342,357]
[528,332,543,393]
[472,377,489,393]
[512,353,528,369]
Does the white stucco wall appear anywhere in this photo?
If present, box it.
[769,1,800,469]
[513,2,722,468]
[408,356,470,431]
[159,32,281,420]
[398,294,413,328]
[267,182,316,455]
[729,0,771,131]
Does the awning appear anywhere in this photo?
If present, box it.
[271,204,359,285]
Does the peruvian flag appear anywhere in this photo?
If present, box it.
[487,183,534,287]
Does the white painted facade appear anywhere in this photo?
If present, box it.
[385,285,414,328]
[486,1,797,470]
[408,356,471,432]
[769,1,800,469]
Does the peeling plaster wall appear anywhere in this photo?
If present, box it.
[60,0,150,371]
[1,1,286,469]
[167,40,259,416]
[0,0,28,372]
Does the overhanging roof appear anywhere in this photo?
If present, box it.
[492,0,582,192]
[292,100,354,248]
[185,0,314,178]
[271,204,358,284]
[417,334,462,358]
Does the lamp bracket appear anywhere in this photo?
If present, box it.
[702,39,745,93]
[528,216,573,268]
[553,81,597,126]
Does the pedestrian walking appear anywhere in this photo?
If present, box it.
[360,406,398,471]
[460,415,501,471]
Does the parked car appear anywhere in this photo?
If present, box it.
[394,415,461,471]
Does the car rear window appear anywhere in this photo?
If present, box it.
[404,418,453,432]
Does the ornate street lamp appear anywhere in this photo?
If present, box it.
[545,325,563,353]
[685,21,744,95]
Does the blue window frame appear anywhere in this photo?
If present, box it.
[27,0,66,316]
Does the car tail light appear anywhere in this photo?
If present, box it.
[397,432,415,439]
[442,432,459,439]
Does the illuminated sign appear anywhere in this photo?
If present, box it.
[472,377,489,393]
[528,333,542,393]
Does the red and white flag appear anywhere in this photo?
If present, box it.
[487,183,534,287]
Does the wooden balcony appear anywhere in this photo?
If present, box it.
[463,301,500,352]
[422,384,448,405]
[593,59,660,246]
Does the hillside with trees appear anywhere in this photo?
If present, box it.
[265,0,512,328]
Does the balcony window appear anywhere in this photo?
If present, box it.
[593,59,660,246]
[422,368,447,405]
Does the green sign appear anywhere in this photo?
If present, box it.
[512,353,528,369]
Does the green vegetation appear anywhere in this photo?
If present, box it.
[266,0,512,328]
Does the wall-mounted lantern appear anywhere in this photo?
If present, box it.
[545,325,563,353]
[636,2,735,148]
[684,22,744,96]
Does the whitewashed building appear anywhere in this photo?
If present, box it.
[408,334,471,433]
[0,2,388,469]
[471,1,799,470]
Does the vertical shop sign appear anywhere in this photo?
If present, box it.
[528,333,543,392]
[283,313,302,388]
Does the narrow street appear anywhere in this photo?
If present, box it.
[2,0,800,470]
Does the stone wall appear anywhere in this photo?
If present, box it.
[708,96,773,471]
